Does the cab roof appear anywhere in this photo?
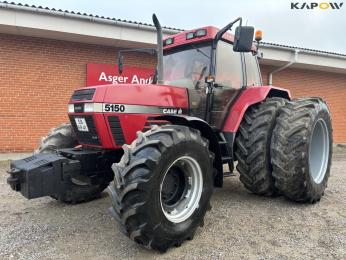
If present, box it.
[163,26,257,52]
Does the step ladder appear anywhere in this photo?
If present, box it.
[216,132,235,177]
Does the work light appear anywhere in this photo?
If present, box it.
[165,38,174,45]
[186,32,195,40]
[196,29,207,37]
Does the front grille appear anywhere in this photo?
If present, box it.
[69,115,101,146]
[71,88,95,101]
[108,116,125,146]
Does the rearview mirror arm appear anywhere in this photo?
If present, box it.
[211,17,242,50]
[210,17,242,76]
[117,48,157,75]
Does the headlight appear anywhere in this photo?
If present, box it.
[68,104,74,113]
[84,103,94,112]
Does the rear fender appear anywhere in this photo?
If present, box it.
[156,115,223,187]
[222,86,291,133]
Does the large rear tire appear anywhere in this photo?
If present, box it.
[271,98,333,203]
[234,97,287,196]
[38,123,111,203]
[108,125,214,252]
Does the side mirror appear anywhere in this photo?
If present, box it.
[117,54,124,74]
[233,26,254,52]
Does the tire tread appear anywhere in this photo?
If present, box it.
[235,97,287,196]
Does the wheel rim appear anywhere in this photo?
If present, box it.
[309,118,330,184]
[160,156,203,223]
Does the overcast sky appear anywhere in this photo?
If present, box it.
[15,0,346,54]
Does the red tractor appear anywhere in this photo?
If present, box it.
[7,14,332,252]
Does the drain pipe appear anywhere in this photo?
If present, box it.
[268,49,299,85]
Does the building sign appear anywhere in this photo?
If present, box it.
[87,63,155,87]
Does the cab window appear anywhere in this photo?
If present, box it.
[163,44,211,89]
[244,53,261,86]
[215,41,242,88]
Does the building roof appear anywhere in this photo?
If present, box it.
[262,42,346,58]
[0,1,345,74]
[1,1,345,57]
[0,1,183,32]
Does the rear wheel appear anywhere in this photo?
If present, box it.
[108,125,214,252]
[38,123,111,203]
[271,98,333,202]
[234,97,287,196]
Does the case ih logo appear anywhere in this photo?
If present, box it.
[291,2,344,9]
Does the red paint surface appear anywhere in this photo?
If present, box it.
[87,63,154,87]
[103,84,188,107]
[69,84,188,148]
[222,86,291,132]
[163,26,257,51]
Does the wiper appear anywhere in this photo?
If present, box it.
[195,66,207,89]
[191,44,210,59]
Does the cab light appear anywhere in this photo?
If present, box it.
[68,104,74,113]
[165,38,174,46]
[186,32,195,40]
[196,29,207,37]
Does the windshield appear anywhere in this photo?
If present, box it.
[163,44,211,89]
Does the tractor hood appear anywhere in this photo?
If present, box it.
[69,84,189,114]
[68,84,189,149]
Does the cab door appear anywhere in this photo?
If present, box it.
[209,41,244,129]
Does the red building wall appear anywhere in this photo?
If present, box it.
[261,65,346,143]
[0,33,345,152]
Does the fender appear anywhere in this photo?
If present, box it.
[222,86,291,133]
[156,115,224,187]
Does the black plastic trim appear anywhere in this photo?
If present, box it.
[108,116,125,146]
[69,115,101,146]
[71,88,95,101]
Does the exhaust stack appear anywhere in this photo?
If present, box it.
[152,14,164,84]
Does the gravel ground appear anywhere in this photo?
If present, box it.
[0,153,345,260]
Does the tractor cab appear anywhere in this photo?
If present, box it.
[161,26,261,126]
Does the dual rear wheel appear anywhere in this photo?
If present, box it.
[235,97,332,203]
[271,98,332,202]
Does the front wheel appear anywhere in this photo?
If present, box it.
[108,125,214,252]
[271,98,333,203]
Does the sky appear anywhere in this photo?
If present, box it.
[14,0,346,54]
